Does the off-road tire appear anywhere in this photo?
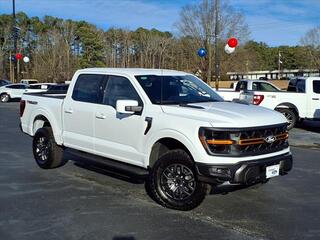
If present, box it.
[0,93,10,103]
[277,108,297,130]
[33,127,67,169]
[147,149,208,211]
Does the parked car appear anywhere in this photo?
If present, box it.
[240,77,320,129]
[0,79,11,87]
[20,79,38,85]
[259,77,268,80]
[20,68,292,210]
[0,83,28,103]
[216,79,281,101]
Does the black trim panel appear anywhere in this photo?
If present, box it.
[65,148,149,176]
[196,152,293,184]
[204,123,288,132]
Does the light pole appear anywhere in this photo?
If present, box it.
[214,0,220,90]
[12,0,18,83]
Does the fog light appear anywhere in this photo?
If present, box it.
[209,167,231,176]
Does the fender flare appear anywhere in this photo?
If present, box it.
[144,129,199,167]
[31,109,63,145]
[275,102,299,116]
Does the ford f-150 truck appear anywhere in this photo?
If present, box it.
[20,68,292,210]
[216,79,281,101]
[240,77,320,130]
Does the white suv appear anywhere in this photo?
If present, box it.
[0,83,28,103]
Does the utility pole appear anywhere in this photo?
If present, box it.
[12,0,17,83]
[214,0,220,90]
[278,51,282,79]
[205,0,212,84]
[9,51,13,82]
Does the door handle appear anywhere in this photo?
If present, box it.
[95,114,106,119]
[64,109,73,114]
[312,98,319,100]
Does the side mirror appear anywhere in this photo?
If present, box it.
[116,100,142,114]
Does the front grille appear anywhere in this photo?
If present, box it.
[232,124,289,156]
[206,124,289,157]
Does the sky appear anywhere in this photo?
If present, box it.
[0,0,319,46]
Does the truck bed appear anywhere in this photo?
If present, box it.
[21,91,65,144]
[24,90,67,99]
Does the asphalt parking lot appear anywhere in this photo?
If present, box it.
[1,102,320,240]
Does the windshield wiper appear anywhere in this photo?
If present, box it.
[179,103,204,109]
[190,99,220,103]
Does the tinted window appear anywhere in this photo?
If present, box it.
[288,79,297,90]
[252,82,279,91]
[313,80,320,94]
[28,81,38,84]
[7,84,26,89]
[48,84,69,91]
[0,80,10,86]
[235,81,247,91]
[102,76,142,108]
[72,74,104,103]
[28,85,42,89]
[136,75,223,104]
[296,80,305,93]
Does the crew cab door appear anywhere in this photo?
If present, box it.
[94,75,146,166]
[309,79,320,119]
[63,74,105,152]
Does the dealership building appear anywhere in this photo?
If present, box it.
[227,69,320,80]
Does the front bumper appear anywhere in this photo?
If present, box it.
[196,153,293,185]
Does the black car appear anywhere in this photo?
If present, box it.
[0,79,11,87]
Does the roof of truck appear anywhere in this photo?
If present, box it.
[78,68,190,76]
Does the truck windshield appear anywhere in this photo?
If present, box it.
[135,75,223,105]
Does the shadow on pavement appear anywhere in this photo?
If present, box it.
[73,161,146,184]
[71,157,264,199]
[295,120,320,133]
[209,182,266,195]
[113,237,136,240]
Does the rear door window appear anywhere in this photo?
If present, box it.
[72,74,105,103]
[313,80,320,94]
[253,82,279,91]
[235,81,247,91]
[296,80,306,93]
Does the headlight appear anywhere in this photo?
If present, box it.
[199,128,233,155]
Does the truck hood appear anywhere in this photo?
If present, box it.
[161,101,286,128]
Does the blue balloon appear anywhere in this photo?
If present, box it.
[198,48,207,57]
[10,55,16,62]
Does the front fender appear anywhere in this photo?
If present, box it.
[144,129,200,167]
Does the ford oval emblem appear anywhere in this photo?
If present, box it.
[265,135,276,144]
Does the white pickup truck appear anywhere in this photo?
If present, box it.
[20,68,292,210]
[240,77,320,129]
[216,80,281,101]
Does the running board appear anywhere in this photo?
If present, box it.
[65,148,149,176]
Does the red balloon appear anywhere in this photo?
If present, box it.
[227,38,238,48]
[16,53,23,60]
